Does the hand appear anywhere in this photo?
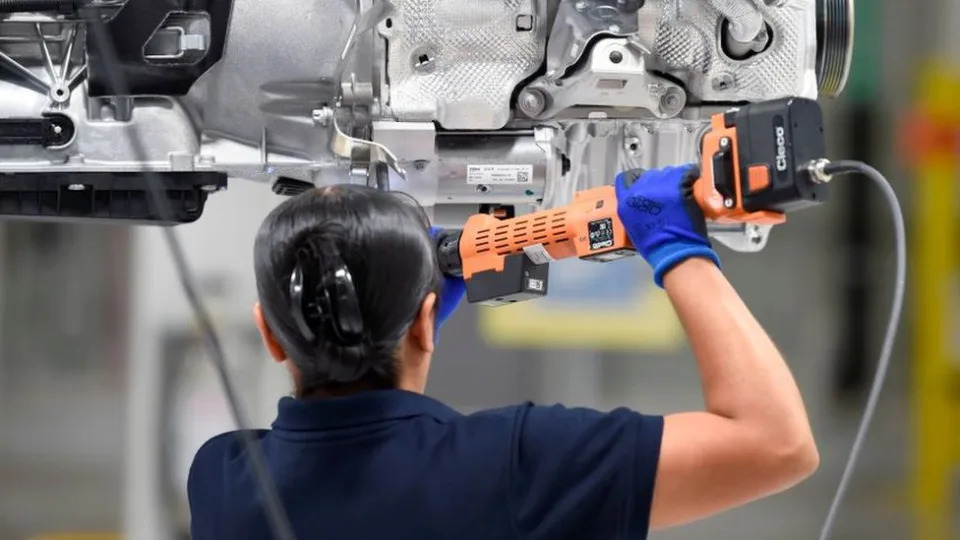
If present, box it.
[615,165,720,287]
[429,227,466,330]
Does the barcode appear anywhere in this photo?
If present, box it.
[516,170,530,183]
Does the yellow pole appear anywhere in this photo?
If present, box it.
[910,65,960,540]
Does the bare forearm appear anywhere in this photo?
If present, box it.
[663,258,813,446]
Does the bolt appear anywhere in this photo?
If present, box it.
[52,125,63,135]
[659,87,686,115]
[575,1,587,11]
[476,184,490,193]
[609,50,623,64]
[720,137,731,148]
[518,88,547,117]
[723,197,735,208]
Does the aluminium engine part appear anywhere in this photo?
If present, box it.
[0,0,855,252]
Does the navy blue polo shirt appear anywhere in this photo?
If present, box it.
[188,390,664,540]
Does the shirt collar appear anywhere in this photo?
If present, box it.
[271,389,460,432]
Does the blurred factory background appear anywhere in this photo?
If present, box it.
[1,0,959,539]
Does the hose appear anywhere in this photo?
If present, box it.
[816,160,907,540]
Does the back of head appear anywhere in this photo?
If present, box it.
[254,185,442,397]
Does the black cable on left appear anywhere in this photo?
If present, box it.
[76,5,297,540]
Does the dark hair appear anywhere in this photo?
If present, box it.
[254,185,443,397]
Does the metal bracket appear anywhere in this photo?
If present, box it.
[521,38,687,120]
[544,0,644,78]
[709,223,772,253]
[330,110,406,179]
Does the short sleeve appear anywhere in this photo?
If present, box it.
[509,405,664,540]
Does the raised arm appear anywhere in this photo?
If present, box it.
[614,166,819,529]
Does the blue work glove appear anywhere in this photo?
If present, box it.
[615,165,721,287]
[429,227,466,332]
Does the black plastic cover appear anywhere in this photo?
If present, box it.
[734,97,829,213]
[464,252,549,306]
[0,172,226,224]
[85,0,233,96]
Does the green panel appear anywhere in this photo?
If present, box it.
[845,0,882,103]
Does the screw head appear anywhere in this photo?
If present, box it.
[712,73,735,92]
[519,89,547,116]
[658,87,686,115]
[411,46,437,73]
[720,137,731,148]
[723,197,735,208]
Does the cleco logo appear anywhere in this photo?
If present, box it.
[774,116,788,173]
[592,239,613,249]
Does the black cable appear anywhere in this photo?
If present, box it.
[81,6,297,540]
[816,160,906,540]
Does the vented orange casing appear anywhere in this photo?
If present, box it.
[459,186,628,279]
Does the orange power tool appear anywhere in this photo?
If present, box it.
[436,97,830,306]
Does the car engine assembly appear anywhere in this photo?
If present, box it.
[0,0,853,250]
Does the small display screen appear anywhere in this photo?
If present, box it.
[588,218,615,251]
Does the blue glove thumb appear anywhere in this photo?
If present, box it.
[429,227,466,338]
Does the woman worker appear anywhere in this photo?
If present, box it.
[187,165,819,539]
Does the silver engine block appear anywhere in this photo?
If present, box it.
[0,0,853,250]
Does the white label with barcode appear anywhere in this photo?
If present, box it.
[466,164,534,185]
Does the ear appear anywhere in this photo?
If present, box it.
[253,302,287,363]
[407,292,437,355]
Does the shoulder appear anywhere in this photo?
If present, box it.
[188,430,269,493]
